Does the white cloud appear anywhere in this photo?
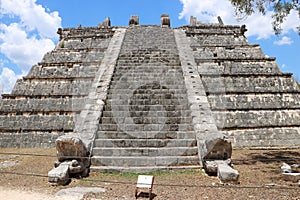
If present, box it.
[0,67,25,94]
[0,23,55,72]
[274,36,293,45]
[281,64,287,68]
[178,0,300,39]
[0,0,61,93]
[0,0,61,38]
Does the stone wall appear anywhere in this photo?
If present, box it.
[11,79,93,96]
[208,93,300,110]
[0,115,73,131]
[0,132,64,148]
[0,98,84,112]
[183,24,300,148]
[26,64,98,79]
[0,26,115,148]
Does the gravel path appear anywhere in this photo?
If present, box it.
[0,187,56,200]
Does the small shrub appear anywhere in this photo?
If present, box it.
[60,41,65,48]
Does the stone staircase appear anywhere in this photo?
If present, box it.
[91,26,199,172]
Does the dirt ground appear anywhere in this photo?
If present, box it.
[0,148,299,200]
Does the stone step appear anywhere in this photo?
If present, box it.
[117,55,180,59]
[93,138,197,148]
[96,130,196,139]
[116,63,181,67]
[100,117,192,124]
[91,155,199,167]
[109,79,186,85]
[106,99,190,106]
[116,61,180,64]
[90,165,200,173]
[102,105,191,113]
[106,94,190,101]
[114,65,183,70]
[98,123,194,132]
[92,146,198,157]
[101,110,192,118]
[108,84,187,91]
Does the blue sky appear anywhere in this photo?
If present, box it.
[0,0,299,93]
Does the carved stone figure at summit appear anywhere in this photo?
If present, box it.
[161,14,170,27]
[129,15,139,25]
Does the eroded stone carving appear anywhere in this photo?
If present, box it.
[217,162,239,184]
[57,28,63,41]
[129,15,139,26]
[217,16,224,25]
[198,136,232,162]
[48,135,90,185]
[241,24,248,35]
[98,17,111,27]
[190,16,197,26]
[197,135,238,182]
[161,14,170,27]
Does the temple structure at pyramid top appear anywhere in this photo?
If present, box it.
[1,15,299,174]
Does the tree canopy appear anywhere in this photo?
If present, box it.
[230,0,300,34]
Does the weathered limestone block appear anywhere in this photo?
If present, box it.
[0,98,85,113]
[291,164,300,173]
[203,159,231,174]
[208,93,300,110]
[61,27,114,40]
[161,14,170,27]
[42,51,105,63]
[224,127,300,147]
[191,35,248,47]
[190,16,197,26]
[129,15,139,26]
[217,16,224,25]
[26,64,99,79]
[281,163,292,173]
[49,136,90,185]
[217,163,239,184]
[48,164,69,186]
[185,26,242,35]
[98,17,111,27]
[56,135,88,162]
[213,110,300,129]
[240,24,248,35]
[194,46,265,59]
[282,173,300,183]
[202,76,298,94]
[57,28,63,40]
[11,79,92,96]
[199,136,232,161]
[0,115,73,131]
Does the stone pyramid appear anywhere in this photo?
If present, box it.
[1,16,299,172]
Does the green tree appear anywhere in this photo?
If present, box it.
[230,0,300,34]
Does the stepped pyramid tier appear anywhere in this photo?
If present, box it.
[0,15,300,174]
